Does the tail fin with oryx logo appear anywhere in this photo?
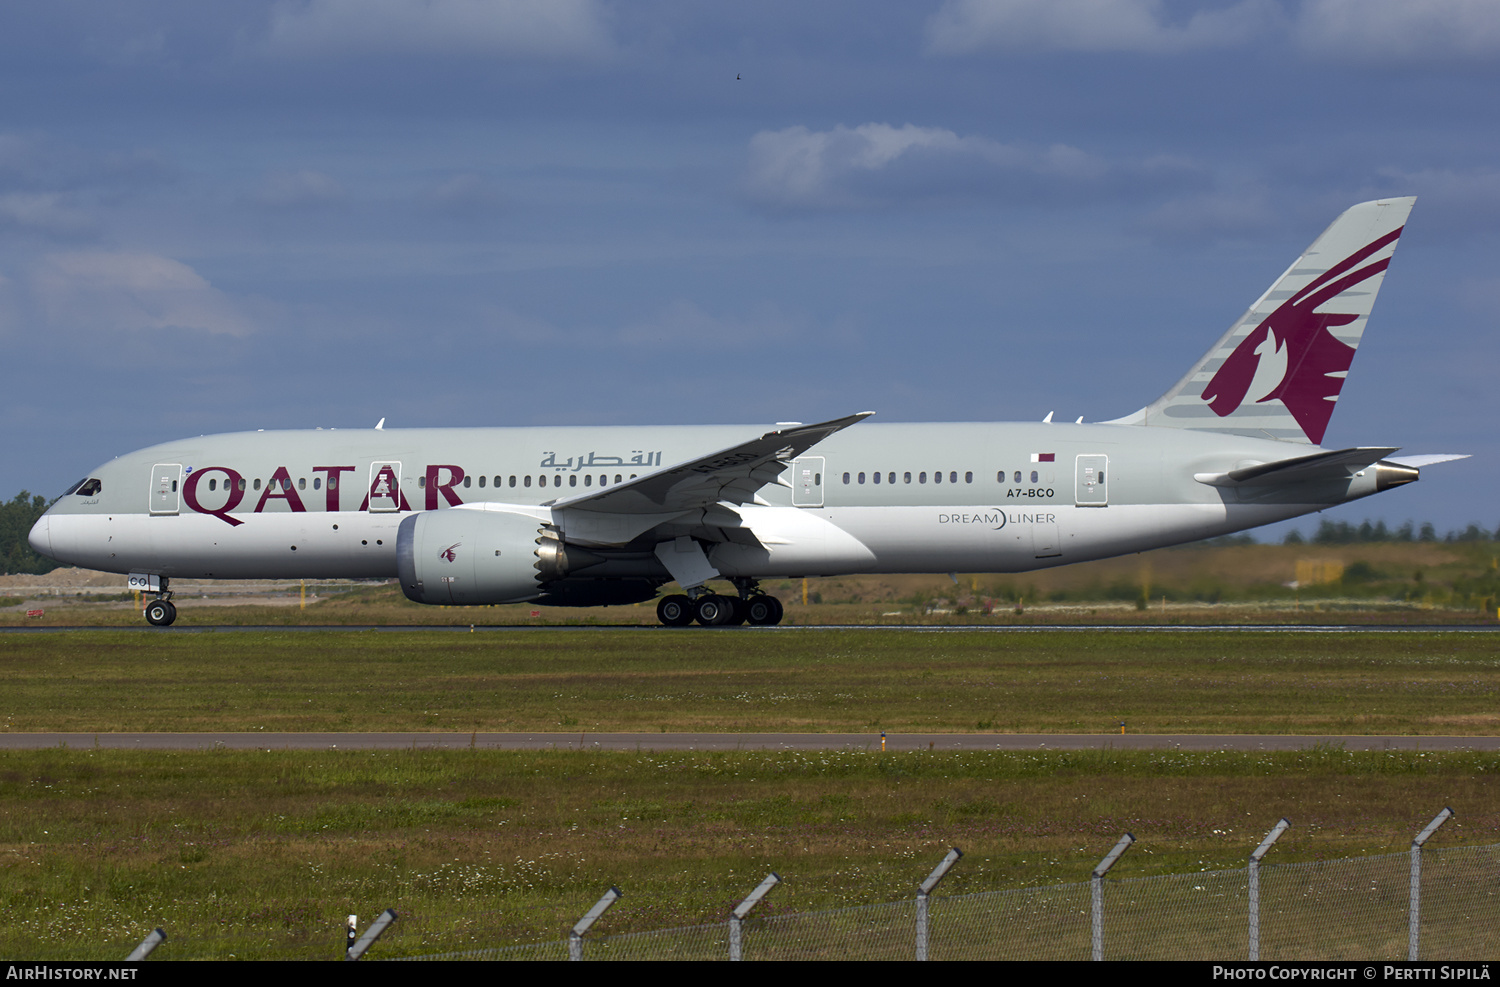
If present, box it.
[1113,197,1415,445]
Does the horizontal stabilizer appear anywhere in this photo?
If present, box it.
[1194,447,1397,487]
[1386,453,1470,469]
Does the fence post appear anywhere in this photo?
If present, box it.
[729,873,781,961]
[1409,807,1453,961]
[1091,833,1134,961]
[915,847,962,961]
[1248,818,1290,960]
[569,887,621,961]
[124,928,165,961]
[345,909,397,961]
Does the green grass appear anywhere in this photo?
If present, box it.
[2,629,1499,734]
[3,746,1498,959]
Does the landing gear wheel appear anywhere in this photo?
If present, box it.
[693,594,734,626]
[144,599,177,627]
[723,596,748,626]
[746,594,783,626]
[657,595,694,627]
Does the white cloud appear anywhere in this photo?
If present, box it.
[265,0,613,58]
[31,252,254,337]
[1296,0,1500,61]
[0,193,93,236]
[743,122,1108,210]
[925,0,1284,55]
[255,170,345,208]
[616,300,811,348]
[427,173,504,215]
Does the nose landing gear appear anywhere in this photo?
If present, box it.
[142,577,176,626]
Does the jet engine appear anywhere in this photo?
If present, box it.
[396,508,589,605]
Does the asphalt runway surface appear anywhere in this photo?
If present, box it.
[3,623,1497,633]
[4,732,1497,751]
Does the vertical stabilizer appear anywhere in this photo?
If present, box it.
[1115,197,1415,444]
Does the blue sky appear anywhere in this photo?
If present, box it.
[2,0,1496,535]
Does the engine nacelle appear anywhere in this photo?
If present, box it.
[397,508,553,605]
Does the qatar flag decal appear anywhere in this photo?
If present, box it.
[1030,453,1055,463]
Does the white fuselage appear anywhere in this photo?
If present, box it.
[31,421,1383,587]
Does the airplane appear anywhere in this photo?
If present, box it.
[29,197,1467,627]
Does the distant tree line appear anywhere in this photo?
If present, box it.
[0,491,60,575]
[1283,519,1500,546]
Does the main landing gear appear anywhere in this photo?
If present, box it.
[656,580,785,627]
[143,577,177,626]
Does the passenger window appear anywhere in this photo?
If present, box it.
[554,476,562,487]
[463,476,471,488]
[524,476,532,488]
[815,473,821,485]
[858,472,865,484]
[872,471,880,484]
[1031,470,1039,483]
[298,478,306,490]
[919,472,927,484]
[996,471,1004,483]
[328,477,337,490]
[615,474,622,484]
[888,472,895,485]
[950,472,958,484]
[1014,471,1022,484]
[965,471,972,483]
[254,479,261,491]
[510,476,517,488]
[904,472,911,484]
[478,476,486,488]
[208,479,217,492]
[843,472,850,484]
[934,471,942,484]
[418,476,426,488]
[314,478,321,490]
[238,479,246,491]
[584,475,592,487]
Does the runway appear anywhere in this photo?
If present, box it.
[4,732,1497,751]
[2,623,1496,634]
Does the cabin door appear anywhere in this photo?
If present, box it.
[149,463,182,515]
[1075,455,1108,507]
[791,457,824,508]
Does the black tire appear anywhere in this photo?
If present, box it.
[693,594,732,626]
[723,596,748,626]
[656,595,694,627]
[746,594,778,625]
[144,599,176,627]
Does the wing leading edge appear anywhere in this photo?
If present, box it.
[547,412,872,516]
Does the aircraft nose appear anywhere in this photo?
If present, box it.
[28,515,51,558]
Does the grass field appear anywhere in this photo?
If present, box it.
[4,626,1500,959]
[3,745,1497,959]
[1,628,1499,735]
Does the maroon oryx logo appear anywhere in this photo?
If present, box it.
[439,543,460,563]
[1201,227,1401,445]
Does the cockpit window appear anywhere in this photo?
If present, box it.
[74,478,102,496]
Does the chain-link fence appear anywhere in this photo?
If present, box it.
[386,839,1500,962]
[73,831,1500,961]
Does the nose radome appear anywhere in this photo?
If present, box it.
[28,515,51,558]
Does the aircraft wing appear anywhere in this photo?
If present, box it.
[548,412,872,515]
[1194,447,1398,487]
